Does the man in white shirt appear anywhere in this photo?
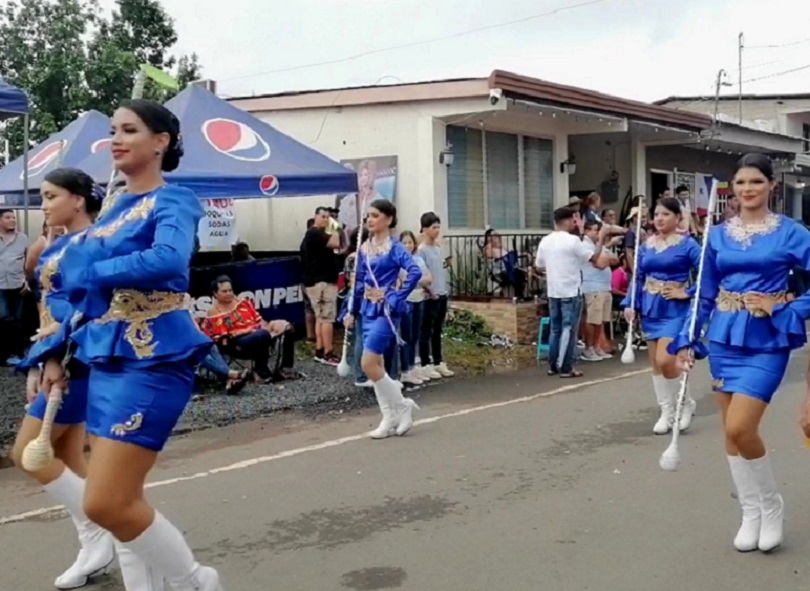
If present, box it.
[580,219,619,362]
[536,207,607,378]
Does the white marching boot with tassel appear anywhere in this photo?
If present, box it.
[43,469,115,590]
[117,543,165,591]
[749,454,784,552]
[370,374,419,439]
[652,375,675,435]
[728,456,761,552]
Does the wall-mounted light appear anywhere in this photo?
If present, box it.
[797,180,806,190]
[560,155,577,175]
[439,143,454,167]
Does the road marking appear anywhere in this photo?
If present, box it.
[0,367,651,526]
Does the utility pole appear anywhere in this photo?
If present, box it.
[714,69,731,126]
[738,32,744,123]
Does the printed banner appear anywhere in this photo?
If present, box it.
[335,155,398,234]
[198,198,237,249]
[189,257,305,325]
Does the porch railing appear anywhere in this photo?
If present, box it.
[443,232,548,299]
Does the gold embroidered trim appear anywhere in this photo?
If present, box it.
[643,278,686,295]
[90,196,156,238]
[646,233,684,253]
[98,186,126,219]
[96,289,185,358]
[361,236,392,257]
[715,287,786,318]
[111,412,144,436]
[724,213,780,248]
[711,378,725,391]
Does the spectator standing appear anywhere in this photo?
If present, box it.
[399,230,432,386]
[300,207,341,365]
[580,220,618,361]
[535,207,607,378]
[418,212,454,379]
[0,209,29,365]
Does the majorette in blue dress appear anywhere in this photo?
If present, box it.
[350,237,421,355]
[19,229,91,425]
[668,214,810,402]
[48,185,212,450]
[622,233,701,341]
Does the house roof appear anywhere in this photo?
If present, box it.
[228,70,713,130]
[655,92,810,105]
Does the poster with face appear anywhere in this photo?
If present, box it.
[335,156,398,235]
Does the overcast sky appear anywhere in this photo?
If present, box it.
[102,0,810,102]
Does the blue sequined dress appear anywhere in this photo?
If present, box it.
[350,237,421,355]
[19,230,90,425]
[53,185,212,450]
[668,214,810,402]
[622,233,701,341]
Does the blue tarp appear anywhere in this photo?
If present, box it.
[0,110,111,206]
[0,79,28,120]
[75,85,358,198]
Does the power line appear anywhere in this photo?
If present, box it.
[741,62,810,84]
[221,0,608,83]
[746,37,810,49]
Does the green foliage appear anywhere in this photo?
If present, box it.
[443,308,492,341]
[0,0,202,156]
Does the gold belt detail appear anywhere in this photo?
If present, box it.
[363,287,386,303]
[96,289,185,358]
[643,278,686,295]
[715,287,786,318]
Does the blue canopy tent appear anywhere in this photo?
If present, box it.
[0,110,111,208]
[0,78,30,229]
[75,84,358,198]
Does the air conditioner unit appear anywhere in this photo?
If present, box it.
[191,79,217,94]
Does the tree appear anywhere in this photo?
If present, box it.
[0,0,203,156]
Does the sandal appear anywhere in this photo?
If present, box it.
[226,370,250,395]
[559,369,584,378]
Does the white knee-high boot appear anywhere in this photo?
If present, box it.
[747,454,784,552]
[116,543,164,590]
[120,512,223,591]
[727,455,761,552]
[652,375,674,435]
[44,468,116,589]
[370,374,419,439]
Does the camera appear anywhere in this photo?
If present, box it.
[489,88,503,105]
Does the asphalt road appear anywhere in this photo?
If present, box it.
[2,351,810,591]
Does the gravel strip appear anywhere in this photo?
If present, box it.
[0,360,406,454]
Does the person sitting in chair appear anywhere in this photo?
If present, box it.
[201,275,297,382]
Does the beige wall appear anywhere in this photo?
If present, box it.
[568,133,632,205]
[663,98,810,137]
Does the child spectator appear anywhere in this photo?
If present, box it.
[418,212,454,379]
[398,230,432,385]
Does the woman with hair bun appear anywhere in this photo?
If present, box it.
[13,167,112,590]
[344,199,422,439]
[622,197,701,435]
[673,153,810,554]
[35,100,221,590]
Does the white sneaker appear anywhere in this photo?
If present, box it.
[422,365,442,380]
[401,370,424,386]
[54,530,116,590]
[581,348,602,362]
[595,347,613,359]
[435,363,455,377]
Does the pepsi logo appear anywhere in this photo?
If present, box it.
[91,138,112,153]
[259,175,280,196]
[202,118,270,162]
[20,140,67,179]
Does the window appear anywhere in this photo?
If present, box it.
[803,123,810,154]
[447,125,554,230]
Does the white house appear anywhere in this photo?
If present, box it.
[227,71,804,251]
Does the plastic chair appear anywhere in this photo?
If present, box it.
[536,316,550,359]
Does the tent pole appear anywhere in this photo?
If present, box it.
[23,113,29,234]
